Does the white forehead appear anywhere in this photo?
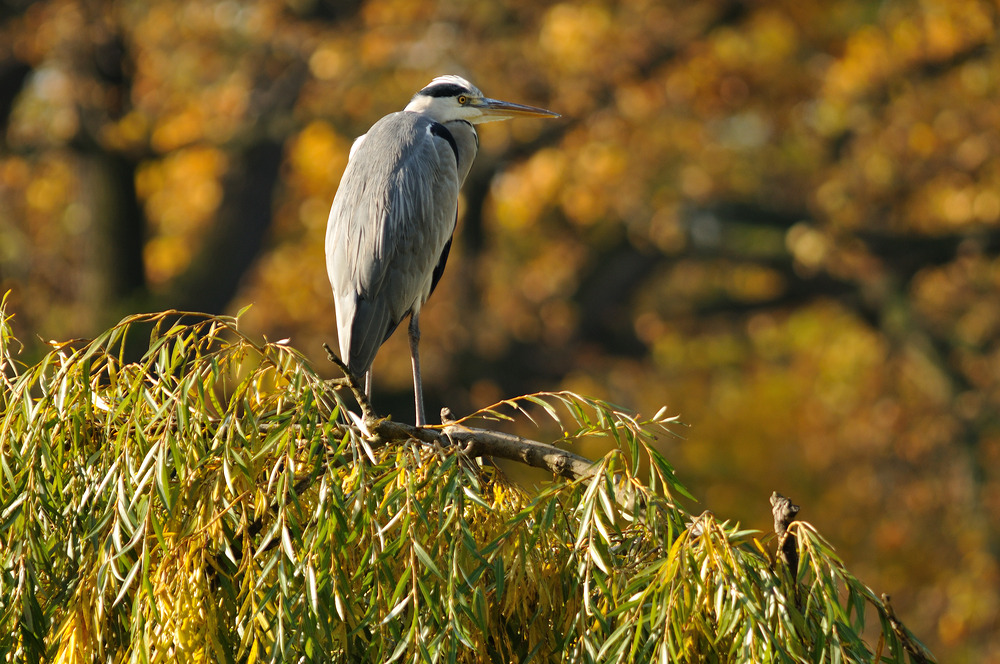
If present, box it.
[427,74,474,89]
[415,75,483,98]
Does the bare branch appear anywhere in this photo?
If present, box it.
[320,349,597,479]
[264,409,598,481]
[446,423,597,480]
[368,416,597,480]
[771,491,800,575]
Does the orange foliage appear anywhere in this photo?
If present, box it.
[2,0,1000,659]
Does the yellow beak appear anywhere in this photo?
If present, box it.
[478,98,561,121]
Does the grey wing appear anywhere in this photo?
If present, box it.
[325,113,461,376]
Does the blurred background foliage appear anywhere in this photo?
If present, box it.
[0,0,998,660]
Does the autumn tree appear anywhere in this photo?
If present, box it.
[2,0,999,660]
[0,305,937,662]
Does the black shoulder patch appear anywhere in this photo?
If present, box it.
[430,233,454,296]
[430,122,459,167]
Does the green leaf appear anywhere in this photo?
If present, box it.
[412,539,444,581]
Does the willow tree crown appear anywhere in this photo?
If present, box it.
[0,301,934,662]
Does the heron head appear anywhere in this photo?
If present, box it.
[405,75,560,125]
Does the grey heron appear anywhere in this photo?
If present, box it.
[326,75,559,426]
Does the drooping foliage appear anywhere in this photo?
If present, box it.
[0,299,932,662]
[3,2,1000,659]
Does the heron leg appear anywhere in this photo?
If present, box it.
[408,313,426,427]
[364,370,372,399]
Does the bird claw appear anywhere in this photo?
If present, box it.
[436,406,474,454]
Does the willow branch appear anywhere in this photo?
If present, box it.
[369,417,597,480]
[322,344,597,480]
[323,342,376,422]
[881,593,936,664]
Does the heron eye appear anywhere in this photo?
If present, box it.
[457,95,468,105]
